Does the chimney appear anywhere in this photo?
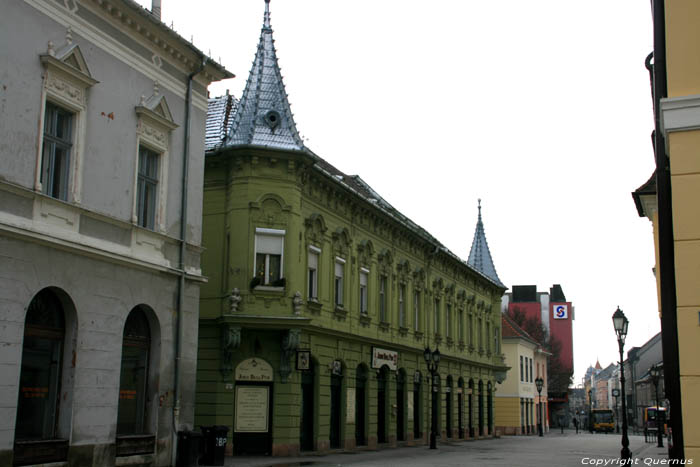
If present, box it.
[151,0,161,20]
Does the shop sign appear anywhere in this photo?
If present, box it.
[407,396,414,421]
[234,386,269,432]
[371,347,398,370]
[235,358,274,382]
[553,304,568,320]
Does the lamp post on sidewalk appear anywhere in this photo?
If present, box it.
[424,347,440,450]
[588,389,593,433]
[535,377,544,436]
[649,365,664,448]
[612,307,632,461]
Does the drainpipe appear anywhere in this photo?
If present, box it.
[650,0,684,459]
[172,55,207,463]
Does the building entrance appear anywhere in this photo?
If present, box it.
[300,359,315,451]
[330,371,342,449]
[233,358,274,455]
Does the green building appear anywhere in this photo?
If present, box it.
[196,0,508,457]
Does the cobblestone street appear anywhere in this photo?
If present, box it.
[220,431,674,467]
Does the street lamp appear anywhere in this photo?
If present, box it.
[424,347,441,450]
[588,389,593,433]
[535,377,544,437]
[649,365,664,448]
[612,388,620,434]
[612,307,632,461]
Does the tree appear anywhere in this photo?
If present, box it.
[507,306,573,393]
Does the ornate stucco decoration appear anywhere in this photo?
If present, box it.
[332,227,351,257]
[280,328,301,383]
[304,213,327,244]
[229,287,242,313]
[292,291,303,316]
[357,239,374,267]
[220,324,241,379]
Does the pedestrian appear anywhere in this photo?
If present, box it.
[573,417,579,434]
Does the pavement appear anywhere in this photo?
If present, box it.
[209,429,679,467]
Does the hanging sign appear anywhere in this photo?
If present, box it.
[553,304,568,320]
[371,347,398,370]
[235,358,274,382]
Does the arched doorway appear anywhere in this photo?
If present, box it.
[445,376,453,438]
[478,380,484,436]
[468,379,474,438]
[413,370,421,441]
[396,369,406,442]
[300,358,315,451]
[458,378,464,438]
[330,361,343,449]
[377,365,389,443]
[117,307,151,435]
[14,288,73,465]
[355,364,368,446]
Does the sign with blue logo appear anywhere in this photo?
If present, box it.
[553,304,568,320]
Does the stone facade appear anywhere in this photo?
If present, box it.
[0,1,230,465]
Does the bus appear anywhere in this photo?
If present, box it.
[644,406,667,435]
[591,409,615,433]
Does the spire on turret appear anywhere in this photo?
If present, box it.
[467,199,503,286]
[225,0,305,152]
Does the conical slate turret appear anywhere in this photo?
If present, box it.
[225,0,305,151]
[467,200,503,286]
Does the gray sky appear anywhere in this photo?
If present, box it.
[138,0,658,383]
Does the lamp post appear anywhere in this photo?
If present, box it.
[612,388,620,434]
[535,377,544,437]
[424,347,440,450]
[649,365,664,448]
[612,307,632,461]
[588,389,593,433]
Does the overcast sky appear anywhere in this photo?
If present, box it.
[138,0,658,383]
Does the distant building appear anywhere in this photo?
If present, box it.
[501,285,575,426]
[495,314,550,435]
[0,1,230,465]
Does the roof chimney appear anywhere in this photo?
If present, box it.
[151,0,161,20]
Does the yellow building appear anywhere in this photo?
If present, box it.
[635,0,700,459]
[495,314,549,435]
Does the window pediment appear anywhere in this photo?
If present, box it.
[136,87,178,132]
[41,39,98,90]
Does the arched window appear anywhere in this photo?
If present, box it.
[15,289,65,441]
[117,307,151,435]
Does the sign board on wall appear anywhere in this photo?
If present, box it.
[235,358,274,382]
[407,395,414,421]
[234,386,269,432]
[371,347,398,370]
[553,304,568,320]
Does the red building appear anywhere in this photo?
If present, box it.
[501,284,575,425]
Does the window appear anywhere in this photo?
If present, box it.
[41,103,73,200]
[520,356,524,382]
[15,289,65,441]
[468,314,473,347]
[446,303,452,338]
[529,358,533,383]
[458,309,464,342]
[255,228,285,285]
[494,326,499,353]
[478,317,483,350]
[359,268,369,314]
[434,299,440,335]
[136,146,159,229]
[334,258,345,307]
[308,247,320,300]
[379,275,387,322]
[486,322,491,353]
[399,284,406,327]
[413,290,420,331]
[117,307,151,435]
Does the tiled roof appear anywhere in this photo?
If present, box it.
[467,200,503,286]
[223,0,305,152]
[502,313,540,346]
[206,93,238,151]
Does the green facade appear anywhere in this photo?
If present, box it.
[195,146,507,456]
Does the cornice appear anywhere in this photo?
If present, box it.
[660,94,700,136]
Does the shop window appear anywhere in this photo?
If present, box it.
[15,289,66,441]
[117,307,151,435]
[255,228,285,286]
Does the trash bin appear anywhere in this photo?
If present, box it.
[200,425,229,466]
[176,430,202,467]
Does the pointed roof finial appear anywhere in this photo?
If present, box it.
[467,199,503,286]
[263,0,272,31]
